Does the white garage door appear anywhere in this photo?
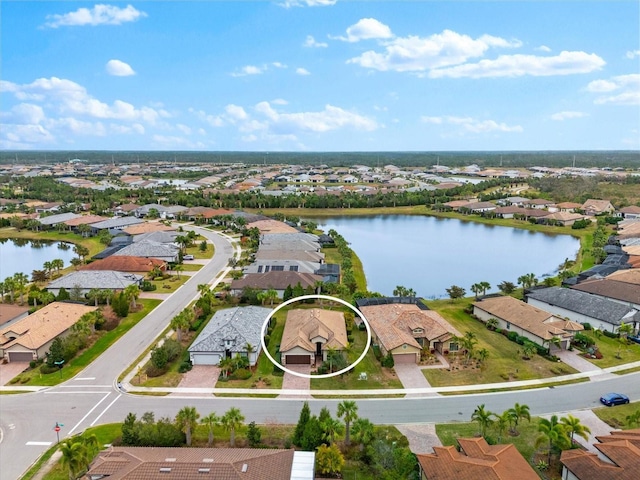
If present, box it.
[191,353,220,366]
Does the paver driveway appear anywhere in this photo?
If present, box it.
[394,363,438,397]
[279,365,311,399]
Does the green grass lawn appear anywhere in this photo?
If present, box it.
[185,241,214,260]
[177,263,203,271]
[321,246,367,291]
[593,401,640,429]
[148,274,188,293]
[577,334,640,368]
[15,299,161,386]
[422,299,578,386]
[312,327,402,391]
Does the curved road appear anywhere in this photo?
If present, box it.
[1,227,639,480]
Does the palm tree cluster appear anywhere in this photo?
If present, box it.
[59,433,101,480]
[471,403,532,442]
[470,281,491,299]
[517,273,538,290]
[0,272,30,304]
[392,285,416,298]
[536,414,591,463]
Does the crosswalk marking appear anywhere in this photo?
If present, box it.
[26,441,52,446]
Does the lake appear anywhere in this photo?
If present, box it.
[0,238,77,280]
[309,215,580,298]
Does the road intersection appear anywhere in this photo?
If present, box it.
[1,226,639,480]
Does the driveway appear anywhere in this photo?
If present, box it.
[394,363,438,398]
[279,365,311,399]
[554,349,616,381]
[172,366,220,396]
[0,361,28,386]
[396,424,442,454]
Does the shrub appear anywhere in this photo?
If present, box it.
[232,368,252,380]
[140,280,156,292]
[347,335,354,343]
[178,361,193,373]
[273,364,284,376]
[163,338,182,363]
[603,330,620,339]
[40,364,59,375]
[150,345,169,370]
[146,365,168,377]
[507,331,518,342]
[515,335,526,345]
[381,352,395,368]
[372,345,382,361]
[29,360,37,369]
[582,322,592,330]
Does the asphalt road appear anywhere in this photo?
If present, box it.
[1,226,639,480]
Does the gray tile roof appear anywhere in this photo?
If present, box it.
[527,287,640,326]
[117,241,179,259]
[132,231,179,244]
[189,306,271,354]
[38,212,81,225]
[47,270,143,290]
[90,216,144,230]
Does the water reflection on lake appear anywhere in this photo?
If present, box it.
[310,215,580,298]
[0,238,77,279]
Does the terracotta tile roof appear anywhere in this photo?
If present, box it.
[79,256,167,273]
[281,308,348,353]
[0,304,30,327]
[542,211,586,222]
[359,303,459,352]
[582,198,614,213]
[561,429,640,480]
[247,219,299,234]
[556,202,583,209]
[0,302,96,350]
[87,446,296,480]
[473,296,577,341]
[417,437,539,480]
[605,268,640,285]
[64,214,109,226]
[123,223,176,235]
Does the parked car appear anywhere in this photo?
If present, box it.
[628,336,640,345]
[600,392,630,406]
[183,254,194,260]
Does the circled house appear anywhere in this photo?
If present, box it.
[358,300,460,364]
[280,309,348,366]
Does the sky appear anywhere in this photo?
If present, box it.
[1,1,639,152]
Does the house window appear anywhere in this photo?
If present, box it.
[264,266,270,273]
[413,328,423,334]
[271,265,284,271]
[506,322,511,330]
[257,266,263,273]
[449,342,459,351]
[289,265,299,272]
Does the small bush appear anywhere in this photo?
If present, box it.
[29,360,37,369]
[507,331,518,342]
[178,361,193,373]
[146,365,168,377]
[232,368,252,380]
[603,330,620,339]
[347,335,354,343]
[40,364,59,375]
[582,322,592,330]
[381,352,395,368]
[272,364,284,376]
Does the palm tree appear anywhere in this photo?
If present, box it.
[174,264,184,278]
[536,415,570,464]
[52,258,64,276]
[201,412,220,447]
[170,311,191,342]
[351,417,374,451]
[471,404,494,437]
[618,322,633,342]
[479,281,491,296]
[221,407,245,447]
[560,415,591,445]
[507,403,531,434]
[0,280,5,303]
[244,343,255,367]
[321,417,344,445]
[219,357,234,379]
[77,224,91,238]
[337,400,358,446]
[73,244,89,262]
[43,261,54,278]
[470,283,483,300]
[13,272,29,305]
[4,277,15,303]
[625,410,640,427]
[497,280,516,295]
[79,433,100,471]
[123,284,140,309]
[87,288,101,307]
[493,411,511,443]
[59,439,86,480]
[176,406,200,446]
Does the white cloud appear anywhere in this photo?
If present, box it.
[280,0,336,8]
[296,67,311,75]
[422,115,522,134]
[2,77,167,123]
[225,104,248,121]
[106,59,136,76]
[587,74,640,105]
[0,123,55,148]
[44,4,146,28]
[429,51,605,78]
[189,108,224,127]
[9,103,46,124]
[272,62,287,69]
[336,18,393,43]
[536,45,552,52]
[50,117,107,136]
[348,29,521,72]
[303,35,328,48]
[231,65,264,77]
[272,98,289,105]
[550,111,588,121]
[626,50,640,59]
[176,123,192,135]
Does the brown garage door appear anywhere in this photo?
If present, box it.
[8,352,33,363]
[285,355,311,365]
[393,353,416,364]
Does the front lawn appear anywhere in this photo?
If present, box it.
[423,299,578,386]
[147,274,189,293]
[576,333,640,368]
[14,299,161,386]
[593,402,640,429]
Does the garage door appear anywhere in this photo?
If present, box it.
[393,353,416,364]
[285,355,311,365]
[191,353,220,366]
[8,352,33,363]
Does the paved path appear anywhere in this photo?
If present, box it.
[0,362,28,386]
[279,365,311,399]
[554,349,616,381]
[394,364,438,398]
[173,366,219,396]
[396,424,442,454]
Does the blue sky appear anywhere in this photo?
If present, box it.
[1,1,639,151]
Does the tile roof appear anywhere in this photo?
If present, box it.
[189,306,271,354]
[132,231,179,244]
[0,302,96,350]
[91,216,144,230]
[527,287,640,326]
[473,296,577,341]
[230,272,322,291]
[571,277,640,305]
[417,437,539,480]
[605,268,640,285]
[116,241,179,259]
[79,256,167,273]
[63,214,108,226]
[123,222,176,235]
[247,219,299,234]
[38,212,81,225]
[47,270,143,290]
[87,446,298,480]
[0,304,30,327]
[281,309,348,353]
[255,250,325,262]
[359,303,459,352]
[560,429,640,480]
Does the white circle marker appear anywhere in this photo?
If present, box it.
[260,294,372,379]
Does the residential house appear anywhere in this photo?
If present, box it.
[188,306,271,366]
[280,308,348,366]
[417,437,539,480]
[63,215,108,231]
[259,233,321,252]
[123,222,176,236]
[465,201,497,213]
[619,206,640,220]
[38,212,81,228]
[493,206,524,219]
[541,211,587,226]
[132,230,179,244]
[255,249,325,263]
[473,295,583,350]
[34,202,62,214]
[582,199,615,216]
[86,446,315,480]
[0,302,97,363]
[556,202,583,213]
[527,287,640,333]
[115,241,180,262]
[358,300,460,363]
[112,203,139,216]
[230,271,323,298]
[497,196,530,207]
[90,216,144,232]
[524,198,555,209]
[0,304,30,328]
[571,277,640,311]
[79,256,167,273]
[560,429,640,480]
[244,260,320,275]
[46,270,143,297]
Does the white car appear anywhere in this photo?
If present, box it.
[183,254,194,260]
